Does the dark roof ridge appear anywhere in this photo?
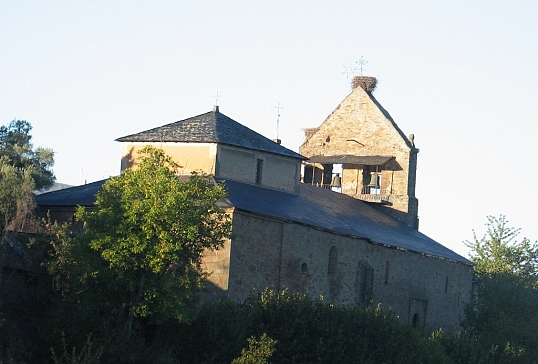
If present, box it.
[115,109,215,142]
[364,91,416,150]
[116,109,305,160]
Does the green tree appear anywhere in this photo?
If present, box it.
[462,215,538,363]
[465,215,538,282]
[0,158,35,236]
[76,146,231,328]
[0,158,36,289]
[0,119,55,190]
[0,158,42,363]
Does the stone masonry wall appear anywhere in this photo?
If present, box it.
[281,222,472,332]
[200,237,232,300]
[217,145,300,193]
[299,86,419,227]
[227,213,283,298]
[120,142,300,194]
[225,211,472,332]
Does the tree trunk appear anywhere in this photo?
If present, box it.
[127,272,146,331]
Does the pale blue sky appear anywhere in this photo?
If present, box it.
[2,1,537,256]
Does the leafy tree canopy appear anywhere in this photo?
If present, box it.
[0,159,35,235]
[465,215,538,281]
[76,146,232,325]
[463,215,538,361]
[0,119,55,190]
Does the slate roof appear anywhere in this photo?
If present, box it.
[35,178,470,264]
[34,179,107,206]
[115,107,305,160]
[308,155,394,166]
[220,179,471,264]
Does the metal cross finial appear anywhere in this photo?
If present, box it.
[357,56,368,76]
[274,102,284,119]
[214,92,221,106]
[341,62,358,79]
[274,102,284,140]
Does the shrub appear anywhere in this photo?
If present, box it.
[178,289,451,364]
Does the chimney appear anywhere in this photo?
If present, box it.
[213,105,219,113]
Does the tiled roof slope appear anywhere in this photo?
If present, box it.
[36,178,470,264]
[115,108,305,160]
[221,179,471,264]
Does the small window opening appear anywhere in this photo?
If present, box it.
[301,263,308,274]
[255,159,264,184]
[445,276,449,294]
[384,261,390,284]
[328,246,338,274]
[412,313,420,328]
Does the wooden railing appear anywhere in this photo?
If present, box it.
[311,183,390,203]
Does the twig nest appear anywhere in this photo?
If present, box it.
[303,127,319,140]
[352,76,377,92]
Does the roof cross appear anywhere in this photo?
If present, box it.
[274,102,284,140]
[341,62,358,79]
[214,92,221,106]
[274,102,284,119]
[357,56,368,76]
[341,56,369,78]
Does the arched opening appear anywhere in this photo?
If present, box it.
[328,246,338,274]
[301,263,308,274]
[412,313,420,328]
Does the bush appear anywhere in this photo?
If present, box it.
[177,289,451,364]
[231,334,276,364]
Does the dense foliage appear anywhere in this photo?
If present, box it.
[459,215,538,363]
[466,215,538,281]
[75,146,232,326]
[0,120,55,191]
[176,289,451,364]
[0,159,35,236]
[0,119,50,288]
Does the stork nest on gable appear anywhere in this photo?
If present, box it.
[352,76,377,92]
[303,127,319,140]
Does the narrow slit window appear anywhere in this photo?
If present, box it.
[384,261,390,284]
[328,246,338,274]
[255,159,264,184]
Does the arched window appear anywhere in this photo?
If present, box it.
[328,246,338,274]
[301,263,308,274]
[412,313,420,328]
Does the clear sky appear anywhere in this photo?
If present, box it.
[2,1,537,256]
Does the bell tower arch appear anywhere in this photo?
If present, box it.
[300,76,419,228]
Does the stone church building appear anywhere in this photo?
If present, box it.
[36,77,472,332]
